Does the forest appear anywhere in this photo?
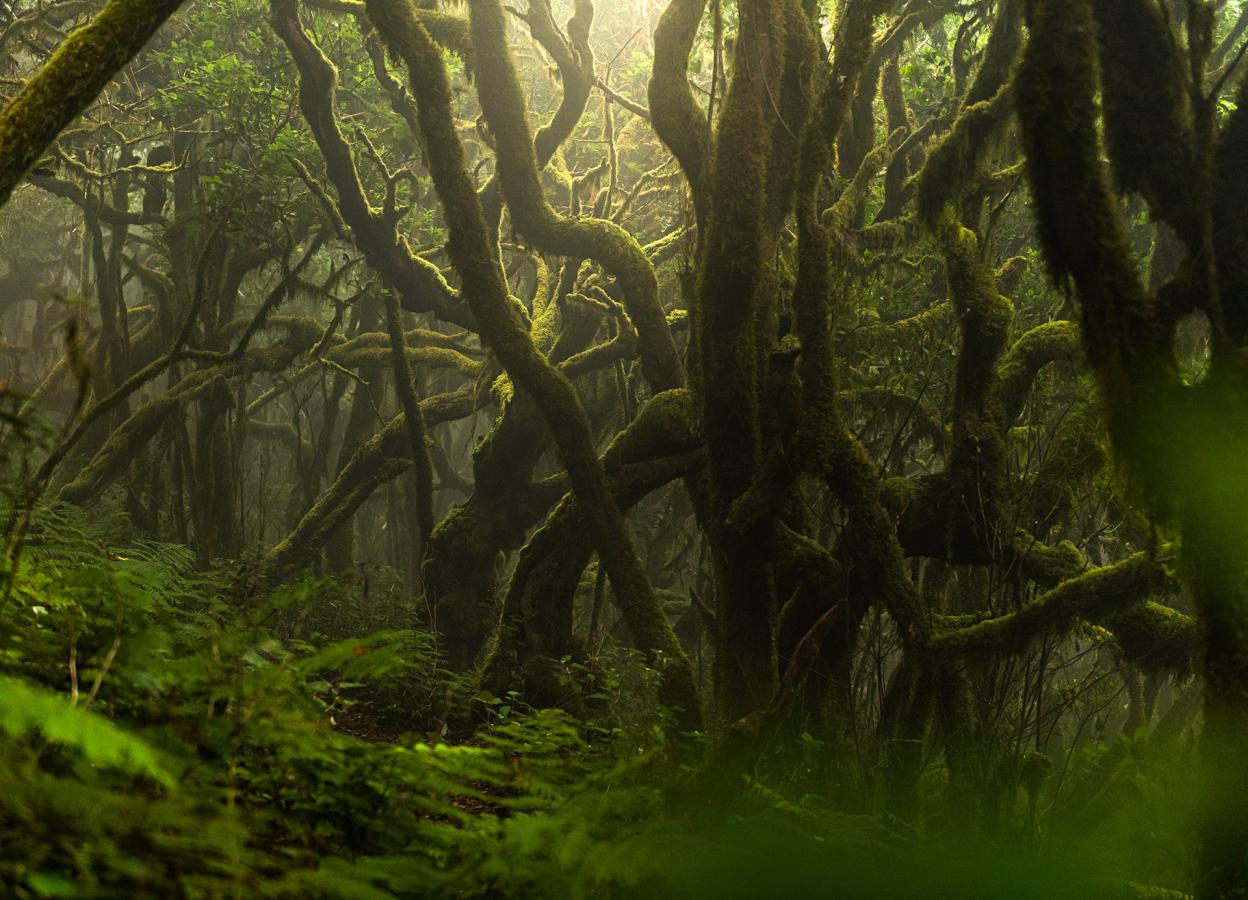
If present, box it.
[0,0,1244,895]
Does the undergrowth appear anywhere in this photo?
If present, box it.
[0,498,1195,898]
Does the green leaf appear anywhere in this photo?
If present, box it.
[27,873,78,898]
[0,676,174,788]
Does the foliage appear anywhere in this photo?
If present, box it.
[0,0,1240,894]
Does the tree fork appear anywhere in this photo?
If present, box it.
[363,0,701,731]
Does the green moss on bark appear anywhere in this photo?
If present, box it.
[363,0,701,731]
[0,0,186,208]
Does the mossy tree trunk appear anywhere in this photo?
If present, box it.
[1017,0,1248,892]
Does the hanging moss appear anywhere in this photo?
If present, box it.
[1015,0,1148,355]
[1016,0,1183,525]
[1091,0,1197,241]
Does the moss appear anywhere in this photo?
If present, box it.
[994,255,1028,294]
[601,389,698,464]
[643,226,694,267]
[1106,600,1197,674]
[915,0,1021,226]
[991,319,1080,423]
[692,0,800,717]
[788,0,932,655]
[942,216,1014,411]
[878,54,912,220]
[529,253,551,312]
[261,384,476,578]
[932,215,1012,550]
[880,475,921,513]
[271,0,474,331]
[483,406,705,696]
[823,127,906,238]
[555,334,630,380]
[364,0,700,730]
[1017,0,1185,523]
[461,0,684,394]
[932,550,1175,657]
[761,0,817,230]
[1016,0,1150,357]
[1007,531,1085,588]
[647,0,709,223]
[1091,0,1196,241]
[60,336,314,507]
[326,326,480,360]
[0,0,186,208]
[916,87,1013,228]
[549,12,598,166]
[528,283,564,356]
[887,300,953,344]
[411,10,474,70]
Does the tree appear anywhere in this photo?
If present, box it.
[1016,0,1248,893]
[0,0,1238,893]
[0,0,187,206]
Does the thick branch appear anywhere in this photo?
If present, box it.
[271,0,474,329]
[461,0,685,394]
[362,0,700,730]
[931,550,1175,657]
[648,0,708,223]
[0,0,185,208]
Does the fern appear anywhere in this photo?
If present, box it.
[0,676,173,787]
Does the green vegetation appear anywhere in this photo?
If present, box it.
[0,0,1245,896]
